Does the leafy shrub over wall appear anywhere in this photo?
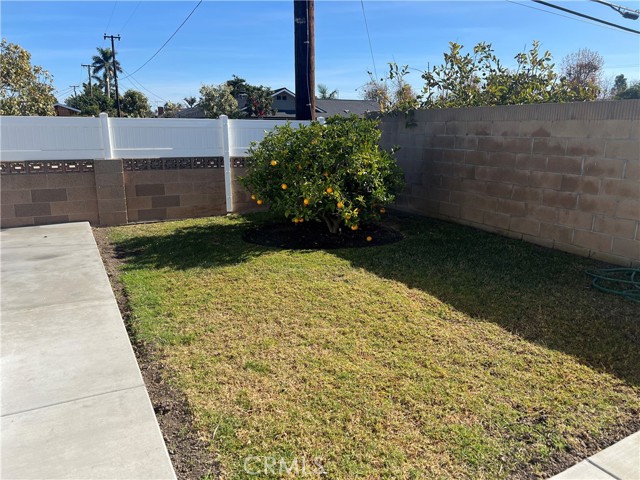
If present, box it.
[240,115,404,234]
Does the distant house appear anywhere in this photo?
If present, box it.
[54,104,81,116]
[174,87,380,119]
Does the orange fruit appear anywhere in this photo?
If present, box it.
[293,217,299,223]
[303,198,310,206]
[251,194,256,200]
[326,187,333,194]
[345,214,352,220]
[351,225,358,231]
[281,183,288,190]
[257,199,263,205]
[380,208,386,214]
[366,236,373,242]
[323,171,329,177]
[270,160,278,166]
[299,218,304,223]
[337,202,344,209]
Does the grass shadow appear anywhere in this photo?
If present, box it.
[332,212,640,387]
[110,214,271,271]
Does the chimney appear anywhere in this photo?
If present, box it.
[157,106,165,117]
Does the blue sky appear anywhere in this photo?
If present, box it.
[2,0,639,107]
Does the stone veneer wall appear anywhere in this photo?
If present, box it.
[379,100,640,266]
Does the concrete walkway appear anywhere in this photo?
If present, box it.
[1,222,175,479]
[550,432,639,479]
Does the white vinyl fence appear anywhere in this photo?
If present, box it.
[0,113,315,161]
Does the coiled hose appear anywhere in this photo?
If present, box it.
[585,268,640,303]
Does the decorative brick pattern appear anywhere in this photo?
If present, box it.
[380,100,640,267]
[0,160,94,175]
[122,157,223,171]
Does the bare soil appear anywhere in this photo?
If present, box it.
[93,227,219,480]
[243,220,403,249]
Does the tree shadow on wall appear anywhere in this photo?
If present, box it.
[333,212,640,387]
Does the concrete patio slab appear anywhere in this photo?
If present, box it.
[550,460,616,479]
[2,386,173,479]
[589,431,640,479]
[0,249,115,311]
[1,300,144,415]
[1,222,175,479]
[551,431,640,480]
[0,222,97,249]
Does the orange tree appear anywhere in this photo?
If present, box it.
[240,115,404,234]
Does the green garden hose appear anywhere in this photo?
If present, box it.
[585,268,640,303]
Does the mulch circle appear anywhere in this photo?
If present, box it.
[243,220,404,249]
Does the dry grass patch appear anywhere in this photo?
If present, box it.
[108,213,640,479]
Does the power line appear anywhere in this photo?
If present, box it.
[507,0,635,34]
[103,2,118,42]
[531,0,640,34]
[118,1,142,34]
[121,0,203,80]
[590,0,640,20]
[120,67,168,103]
[360,0,378,80]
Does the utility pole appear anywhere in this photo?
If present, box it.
[104,34,122,117]
[70,85,79,96]
[293,0,316,120]
[81,64,93,96]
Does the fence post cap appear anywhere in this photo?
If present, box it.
[99,112,108,118]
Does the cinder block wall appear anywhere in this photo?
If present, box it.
[123,158,227,223]
[1,161,99,228]
[380,100,640,266]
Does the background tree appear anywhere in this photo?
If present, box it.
[199,83,238,118]
[226,75,247,98]
[224,75,275,117]
[183,96,197,108]
[91,47,121,99]
[317,84,338,99]
[244,84,274,117]
[361,79,391,111]
[121,89,151,117]
[561,48,604,98]
[362,65,418,113]
[161,101,183,117]
[616,81,640,99]
[611,74,628,97]
[0,39,56,116]
[414,41,598,110]
[65,84,115,116]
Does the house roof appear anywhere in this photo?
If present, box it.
[172,90,380,119]
[53,103,81,113]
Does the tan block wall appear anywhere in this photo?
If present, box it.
[231,167,267,214]
[124,168,226,223]
[1,164,98,228]
[380,100,640,266]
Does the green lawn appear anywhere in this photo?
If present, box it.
[108,213,640,479]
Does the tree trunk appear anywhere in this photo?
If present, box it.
[321,213,341,235]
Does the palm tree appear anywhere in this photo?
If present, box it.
[183,96,197,107]
[91,47,121,99]
[317,84,338,99]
